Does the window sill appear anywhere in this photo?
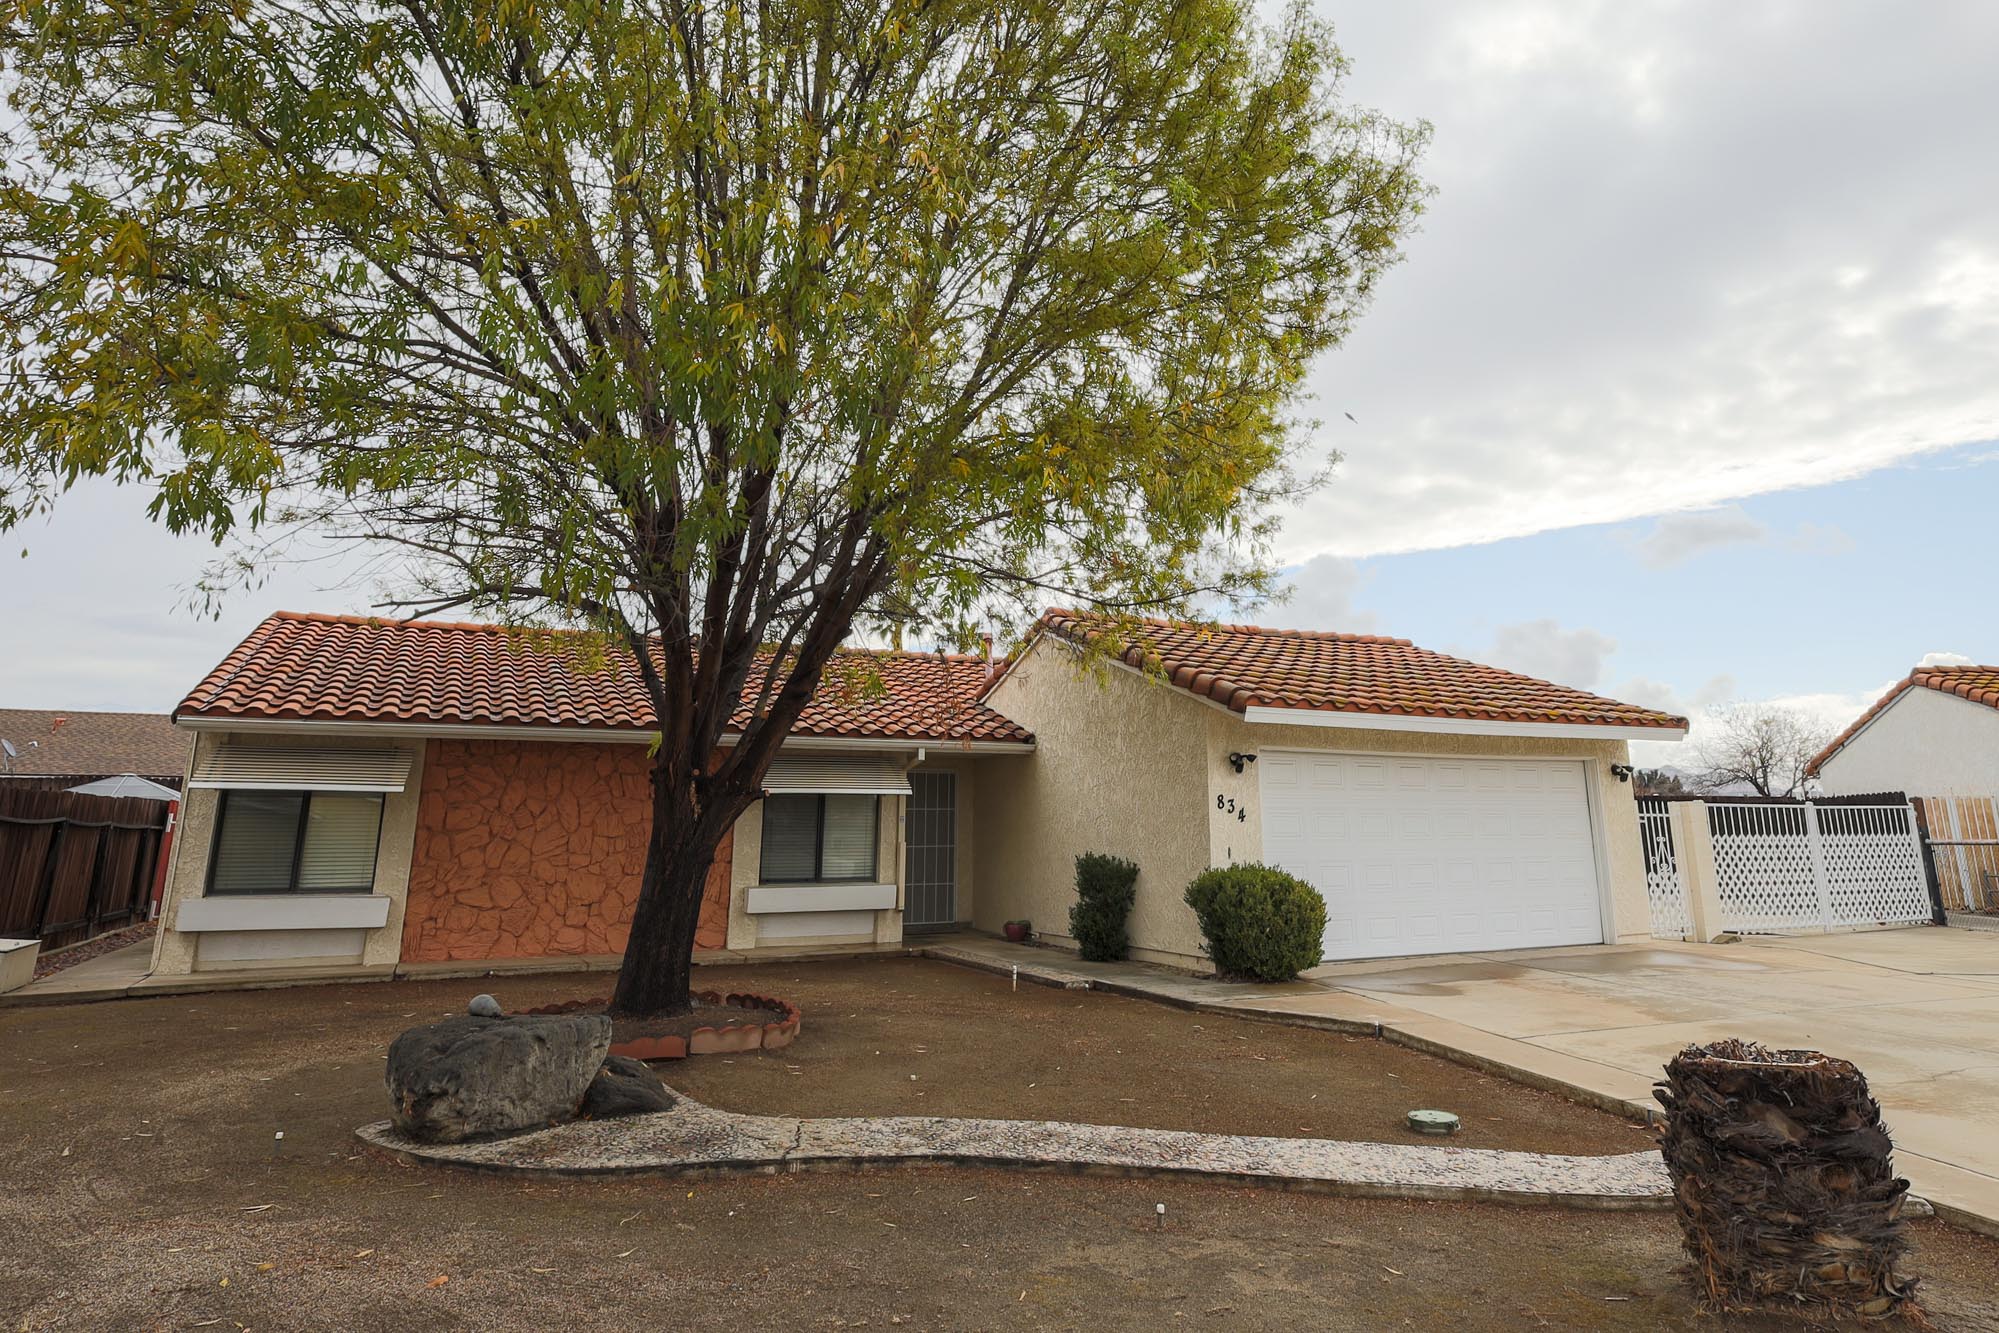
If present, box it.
[745,883,896,915]
[177,894,393,933]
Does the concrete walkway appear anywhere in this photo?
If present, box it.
[358,1090,1670,1209]
[10,937,157,999]
[920,928,1999,1238]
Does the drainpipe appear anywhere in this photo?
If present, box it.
[895,748,924,920]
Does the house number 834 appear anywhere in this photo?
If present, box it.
[1216,794,1248,822]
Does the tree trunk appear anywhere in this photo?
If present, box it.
[1655,1039,1918,1320]
[607,765,737,1019]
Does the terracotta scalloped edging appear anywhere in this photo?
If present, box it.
[521,991,802,1061]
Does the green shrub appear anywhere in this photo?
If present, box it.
[1182,863,1326,981]
[1069,852,1140,962]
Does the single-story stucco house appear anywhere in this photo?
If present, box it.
[149,609,1686,980]
[1808,663,1999,797]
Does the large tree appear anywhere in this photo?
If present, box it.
[1696,703,1833,799]
[0,0,1426,1014]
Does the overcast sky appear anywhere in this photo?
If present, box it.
[5,1,1997,770]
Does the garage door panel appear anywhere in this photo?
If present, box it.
[1259,752,1604,962]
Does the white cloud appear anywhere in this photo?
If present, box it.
[1278,1,1999,560]
[1625,679,1889,771]
[1264,555,1379,634]
[1629,506,1768,568]
[1918,650,1975,668]
[1485,618,1616,690]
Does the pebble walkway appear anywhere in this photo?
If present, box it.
[358,1093,1671,1209]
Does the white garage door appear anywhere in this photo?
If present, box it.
[1259,752,1605,962]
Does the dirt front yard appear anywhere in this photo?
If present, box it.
[3,955,1995,1331]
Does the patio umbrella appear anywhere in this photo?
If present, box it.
[66,774,179,801]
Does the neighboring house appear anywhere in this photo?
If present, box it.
[1808,665,1999,797]
[0,709,189,790]
[148,610,1685,979]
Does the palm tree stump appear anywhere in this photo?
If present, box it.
[1655,1040,1919,1319]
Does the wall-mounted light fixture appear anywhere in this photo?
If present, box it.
[1228,751,1258,775]
[1610,763,1634,783]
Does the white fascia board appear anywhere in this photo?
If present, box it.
[1240,705,1686,744]
[768,736,1034,755]
[176,715,1033,753]
[175,716,646,744]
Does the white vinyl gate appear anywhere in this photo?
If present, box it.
[1708,801,1932,934]
[1638,800,1691,939]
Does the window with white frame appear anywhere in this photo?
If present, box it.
[207,791,385,895]
[758,794,879,883]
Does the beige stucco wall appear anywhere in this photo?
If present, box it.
[974,637,1652,969]
[972,639,1213,966]
[150,729,428,975]
[1817,687,1999,798]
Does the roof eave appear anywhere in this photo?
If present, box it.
[1239,705,1687,744]
[172,712,1034,752]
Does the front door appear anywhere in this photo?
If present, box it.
[903,771,957,930]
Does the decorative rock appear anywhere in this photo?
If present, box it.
[468,993,504,1018]
[580,1056,677,1119]
[386,1013,611,1143]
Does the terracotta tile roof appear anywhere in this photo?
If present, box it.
[176,613,1033,746]
[1033,610,1687,732]
[1806,664,1999,776]
[0,709,189,783]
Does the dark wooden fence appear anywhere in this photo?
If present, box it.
[0,787,172,947]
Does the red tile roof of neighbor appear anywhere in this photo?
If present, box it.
[1033,610,1688,732]
[176,613,1033,745]
[0,709,189,783]
[1806,664,1999,776]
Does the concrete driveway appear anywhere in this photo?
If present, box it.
[1282,927,1999,1232]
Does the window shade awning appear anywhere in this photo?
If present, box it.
[190,745,413,793]
[761,754,912,797]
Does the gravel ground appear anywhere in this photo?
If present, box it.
[3,954,1994,1331]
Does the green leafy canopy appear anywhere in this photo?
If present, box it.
[0,0,1425,651]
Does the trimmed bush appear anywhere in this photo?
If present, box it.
[1182,863,1326,981]
[1069,853,1140,962]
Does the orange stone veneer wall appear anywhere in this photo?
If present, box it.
[402,739,730,962]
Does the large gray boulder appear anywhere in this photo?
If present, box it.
[580,1055,677,1119]
[385,1013,611,1143]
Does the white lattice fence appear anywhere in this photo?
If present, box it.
[1815,804,1932,927]
[1709,803,1820,933]
[1638,800,1691,938]
[1708,801,1932,934]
